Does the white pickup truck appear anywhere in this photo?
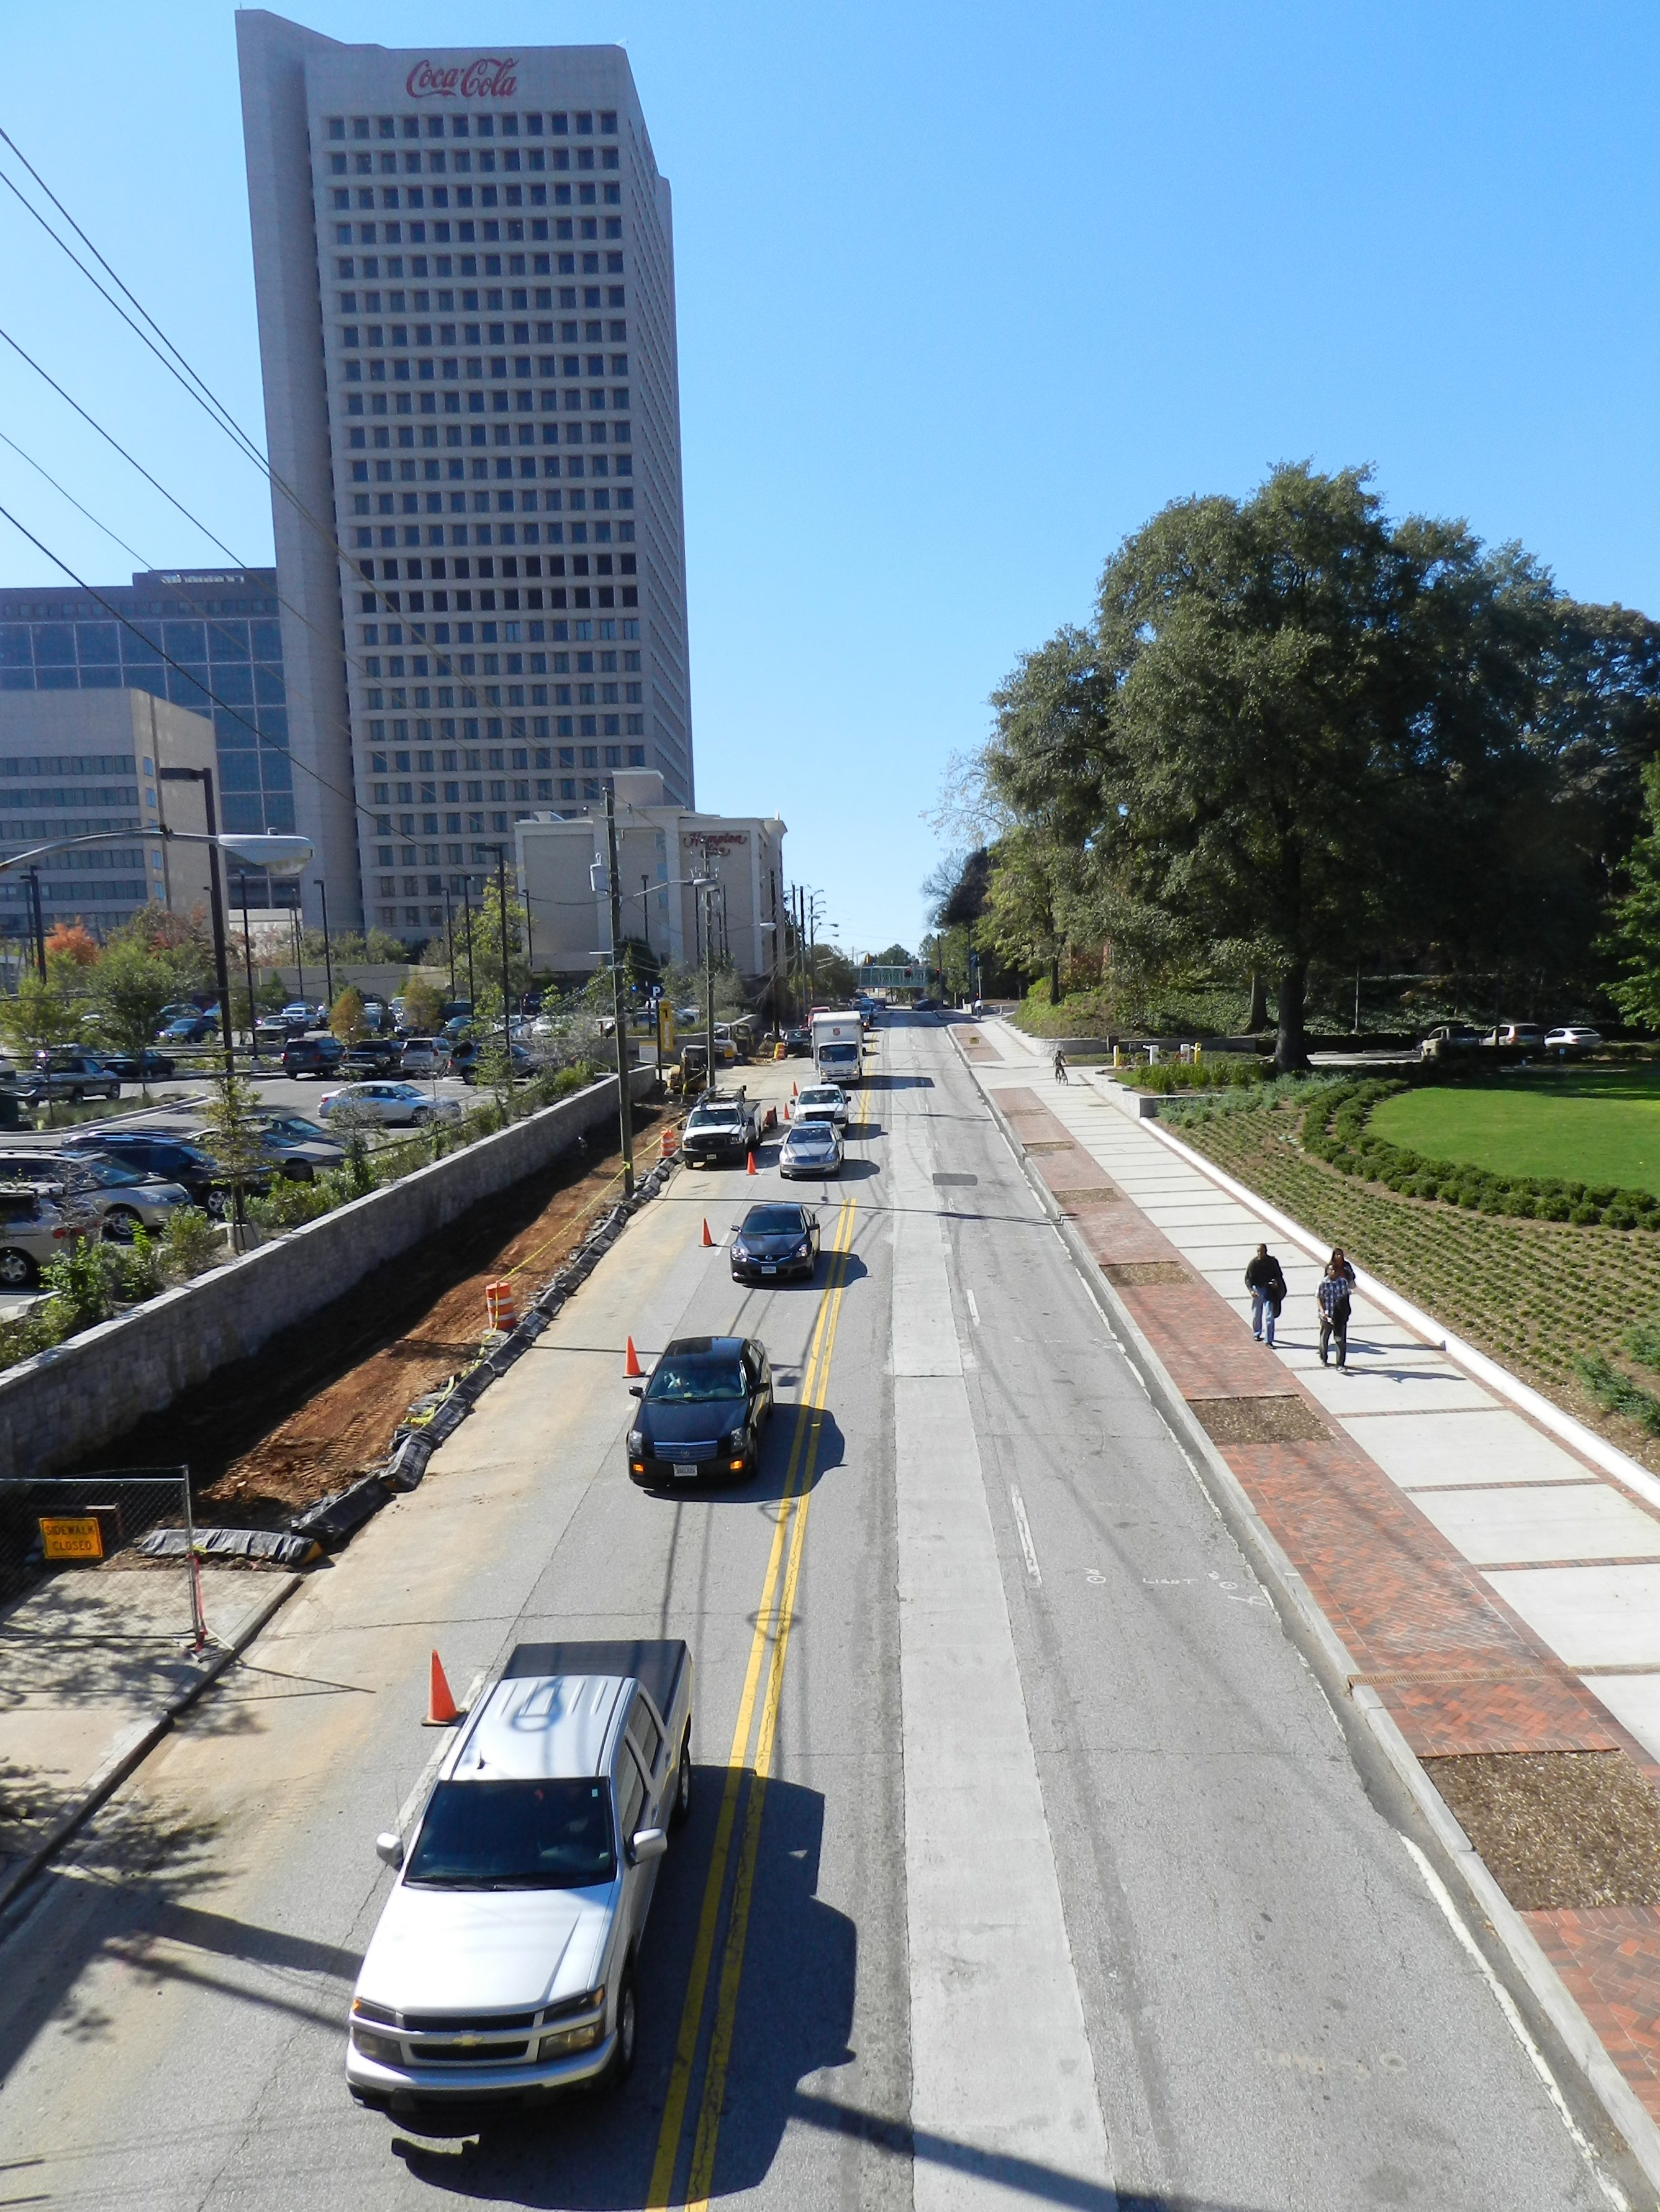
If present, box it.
[810,1011,863,1088]
[348,1638,694,2110]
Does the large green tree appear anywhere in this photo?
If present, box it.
[981,463,1643,1066]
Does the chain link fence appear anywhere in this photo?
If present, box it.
[0,1469,202,1633]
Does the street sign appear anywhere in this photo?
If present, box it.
[40,1514,103,1562]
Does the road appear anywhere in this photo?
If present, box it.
[0,1017,1631,2209]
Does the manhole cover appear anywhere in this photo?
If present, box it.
[932,1173,977,1186]
[1190,1395,1328,1444]
[1104,1260,1189,1285]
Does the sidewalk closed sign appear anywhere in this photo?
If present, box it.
[40,1515,103,1562]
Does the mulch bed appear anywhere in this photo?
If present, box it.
[1429,1750,1660,1909]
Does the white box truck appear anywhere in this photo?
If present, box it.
[810,1011,863,1088]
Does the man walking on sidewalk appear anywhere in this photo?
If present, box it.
[1053,1046,1069,1084]
[1318,1248,1356,1369]
[1244,1242,1287,1347]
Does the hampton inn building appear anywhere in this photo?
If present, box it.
[236,14,694,937]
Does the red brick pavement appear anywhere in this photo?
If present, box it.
[995,1078,1660,2124]
[1530,1910,1660,2121]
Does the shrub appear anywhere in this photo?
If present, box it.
[1578,1354,1660,1435]
[163,1206,222,1280]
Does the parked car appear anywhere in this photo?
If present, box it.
[730,1201,822,1280]
[317,1081,463,1129]
[626,1336,774,1486]
[19,1050,123,1104]
[342,1039,402,1075]
[1418,1024,1483,1062]
[450,1035,533,1085]
[61,1130,268,1218]
[793,1083,850,1129]
[281,1001,328,1027]
[1488,1024,1546,1049]
[157,1000,211,1026]
[781,1027,811,1057]
[281,1035,346,1080]
[0,1149,194,1241]
[779,1117,844,1179]
[93,1047,176,1081]
[0,1186,89,1288]
[1545,1026,1602,1055]
[157,1014,219,1045]
[348,1638,693,2108]
[398,1037,446,1075]
[680,1091,761,1167]
[237,1112,345,1182]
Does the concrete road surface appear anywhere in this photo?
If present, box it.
[0,1019,1633,2210]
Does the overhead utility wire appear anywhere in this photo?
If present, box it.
[0,129,422,640]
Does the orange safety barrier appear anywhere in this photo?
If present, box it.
[484,1277,518,1332]
[660,1124,681,1158]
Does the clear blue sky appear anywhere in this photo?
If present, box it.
[1,2,1656,958]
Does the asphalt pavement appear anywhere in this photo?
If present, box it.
[0,1019,1631,2209]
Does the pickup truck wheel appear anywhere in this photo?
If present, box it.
[671,1725,692,1828]
[604,1964,638,2087]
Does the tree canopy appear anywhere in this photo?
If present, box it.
[973,462,1660,1063]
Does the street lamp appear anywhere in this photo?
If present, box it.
[0,803,312,1083]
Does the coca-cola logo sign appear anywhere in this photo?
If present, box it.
[406,57,519,100]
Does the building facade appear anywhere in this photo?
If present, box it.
[0,570,297,910]
[515,773,784,995]
[236,12,695,944]
[0,690,216,945]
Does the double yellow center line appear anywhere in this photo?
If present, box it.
[646,1096,865,2208]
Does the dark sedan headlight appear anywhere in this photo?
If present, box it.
[720,1427,746,1453]
[627,1428,645,1456]
[732,1240,750,1260]
[794,1240,811,1258]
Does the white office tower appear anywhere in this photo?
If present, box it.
[236,14,694,938]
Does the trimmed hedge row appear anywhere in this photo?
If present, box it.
[1300,1079,1660,1231]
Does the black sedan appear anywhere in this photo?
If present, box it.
[61,1131,271,1217]
[627,1335,773,1487]
[782,1027,811,1057]
[95,1047,176,1081]
[730,1202,820,1283]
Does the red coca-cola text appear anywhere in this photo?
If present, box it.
[405,57,519,101]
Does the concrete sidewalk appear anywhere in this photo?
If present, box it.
[963,1012,1660,2132]
[0,1563,299,1909]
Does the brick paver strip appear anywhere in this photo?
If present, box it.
[999,1083,1625,1759]
[997,1072,1660,2128]
[1530,1908,1660,2121]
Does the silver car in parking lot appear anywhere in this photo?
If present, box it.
[0,1149,194,1243]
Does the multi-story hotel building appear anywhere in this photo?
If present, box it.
[236,13,694,940]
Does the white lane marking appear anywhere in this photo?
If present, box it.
[1399,1835,1628,2211]
[966,1288,981,1327]
[1010,1484,1041,1583]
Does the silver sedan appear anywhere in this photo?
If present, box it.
[317,1081,463,1128]
[779,1118,844,1178]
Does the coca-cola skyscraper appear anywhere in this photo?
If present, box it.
[236,12,693,939]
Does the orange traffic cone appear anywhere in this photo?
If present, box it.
[746,1152,757,1175]
[625,1336,643,1378]
[424,1649,463,1727]
[701,1218,714,1247]
[784,1099,792,1119]
[792,1081,799,1097]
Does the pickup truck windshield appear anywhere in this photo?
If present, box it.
[691,1108,742,1126]
[406,1779,615,1888]
[646,1360,746,1403]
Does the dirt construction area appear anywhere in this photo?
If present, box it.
[58,1101,666,1526]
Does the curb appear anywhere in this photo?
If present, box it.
[0,1570,304,1925]
[958,1033,1660,2201]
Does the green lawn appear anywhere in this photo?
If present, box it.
[1370,1068,1660,1195]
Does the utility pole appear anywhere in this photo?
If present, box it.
[239,872,259,1065]
[461,879,476,1008]
[494,845,512,1032]
[443,886,456,999]
[27,867,45,980]
[605,786,635,1197]
[319,879,335,1014]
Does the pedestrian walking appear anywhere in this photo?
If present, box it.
[1317,1247,1356,1370]
[1243,1242,1287,1347]
[1053,1046,1069,1084]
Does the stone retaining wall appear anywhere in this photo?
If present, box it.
[0,1068,656,1478]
